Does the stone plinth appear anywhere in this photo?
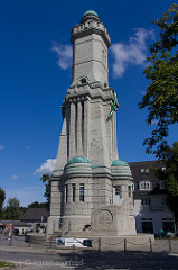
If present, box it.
[92,204,136,236]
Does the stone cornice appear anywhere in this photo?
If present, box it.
[71,28,111,48]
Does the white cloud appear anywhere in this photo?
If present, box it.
[51,43,73,70]
[110,28,154,77]
[11,175,18,180]
[0,144,5,150]
[36,159,56,174]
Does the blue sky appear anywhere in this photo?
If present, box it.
[0,0,177,207]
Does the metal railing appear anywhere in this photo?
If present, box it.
[1,234,178,253]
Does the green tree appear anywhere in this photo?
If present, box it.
[139,3,178,158]
[40,173,50,210]
[2,198,23,220]
[0,188,6,218]
[28,201,48,208]
[156,142,178,227]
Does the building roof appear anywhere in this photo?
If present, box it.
[83,10,98,17]
[129,161,167,197]
[0,220,31,226]
[112,160,129,166]
[20,208,49,221]
[67,156,91,164]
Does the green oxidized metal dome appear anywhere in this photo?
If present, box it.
[83,10,98,17]
[111,160,132,179]
[65,156,92,175]
[112,160,129,166]
[67,156,91,164]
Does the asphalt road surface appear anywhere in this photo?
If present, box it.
[1,248,178,270]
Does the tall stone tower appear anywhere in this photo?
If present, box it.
[47,10,136,240]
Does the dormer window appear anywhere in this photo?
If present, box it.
[140,181,151,190]
[140,169,144,174]
[158,180,166,190]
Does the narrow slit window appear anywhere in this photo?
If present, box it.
[72,183,76,202]
[65,184,68,202]
[79,183,84,201]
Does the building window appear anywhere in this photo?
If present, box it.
[161,167,166,171]
[79,183,84,201]
[132,182,134,191]
[65,184,68,202]
[159,180,166,189]
[115,186,122,197]
[140,181,151,190]
[140,169,144,174]
[128,186,131,197]
[161,197,167,206]
[141,198,151,206]
[72,183,76,202]
[146,169,149,174]
[142,218,152,221]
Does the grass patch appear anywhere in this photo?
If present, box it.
[0,261,15,268]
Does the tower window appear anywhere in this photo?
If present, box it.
[128,186,131,197]
[81,78,86,84]
[65,184,68,202]
[115,186,122,197]
[79,183,84,201]
[72,183,76,202]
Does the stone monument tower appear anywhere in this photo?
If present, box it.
[47,10,136,241]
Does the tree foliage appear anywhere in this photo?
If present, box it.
[2,198,27,220]
[40,173,50,210]
[28,201,48,208]
[139,3,178,158]
[0,187,6,218]
[156,142,178,223]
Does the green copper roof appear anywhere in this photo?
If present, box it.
[112,160,129,166]
[83,10,98,17]
[67,156,91,164]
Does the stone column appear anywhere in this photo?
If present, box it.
[113,111,116,160]
[77,100,83,156]
[70,102,76,159]
[83,98,91,159]
[66,102,71,161]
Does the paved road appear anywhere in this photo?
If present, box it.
[1,248,178,270]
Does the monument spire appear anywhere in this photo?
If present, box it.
[71,10,111,86]
[47,11,137,243]
[54,10,118,174]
